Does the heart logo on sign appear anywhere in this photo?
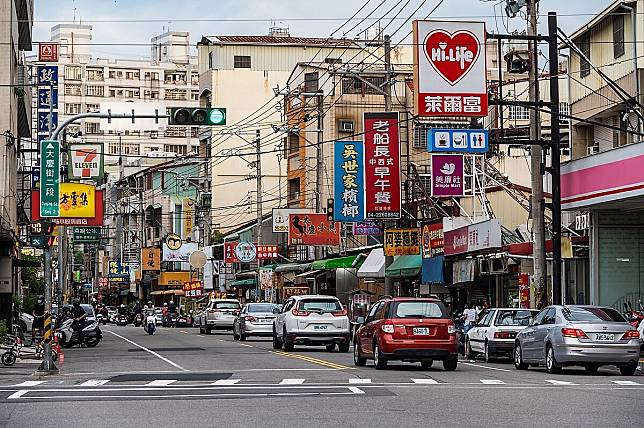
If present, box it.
[424,29,481,86]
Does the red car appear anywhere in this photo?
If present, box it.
[353,297,458,370]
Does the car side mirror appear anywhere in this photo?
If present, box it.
[356,316,365,325]
[469,321,476,327]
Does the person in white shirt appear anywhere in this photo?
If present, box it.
[462,305,478,333]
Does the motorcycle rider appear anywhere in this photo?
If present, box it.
[168,300,177,315]
[31,295,45,345]
[161,302,169,326]
[133,301,143,316]
[71,299,87,346]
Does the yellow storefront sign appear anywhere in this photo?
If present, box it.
[59,183,96,218]
[158,271,192,286]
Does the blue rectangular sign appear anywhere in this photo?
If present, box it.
[38,112,58,134]
[427,129,489,153]
[38,87,58,109]
[334,141,365,222]
[36,65,58,85]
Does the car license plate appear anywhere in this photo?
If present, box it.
[594,333,614,341]
[413,327,429,335]
[313,324,328,331]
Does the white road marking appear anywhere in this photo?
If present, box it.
[348,386,365,394]
[279,378,305,385]
[79,380,109,387]
[348,378,371,384]
[460,362,511,372]
[480,379,505,385]
[611,380,640,386]
[105,330,188,372]
[211,379,241,385]
[411,378,439,384]
[197,335,205,338]
[545,380,576,385]
[7,390,28,399]
[145,380,177,386]
[238,343,254,348]
[12,381,44,387]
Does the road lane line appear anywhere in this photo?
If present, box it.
[411,378,439,384]
[145,380,177,386]
[269,351,351,370]
[279,378,305,385]
[349,378,371,384]
[480,379,505,385]
[545,380,575,385]
[105,330,189,372]
[238,343,254,348]
[611,380,640,386]
[7,390,28,399]
[211,379,241,385]
[12,381,44,387]
[460,362,511,372]
[348,386,365,394]
[79,380,109,387]
[179,331,189,334]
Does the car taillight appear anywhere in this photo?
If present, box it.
[207,308,215,313]
[494,331,514,339]
[245,316,257,322]
[332,309,347,317]
[292,308,310,317]
[447,324,456,334]
[561,328,588,338]
[381,321,394,334]
[621,330,640,340]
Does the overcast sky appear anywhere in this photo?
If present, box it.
[31,0,613,59]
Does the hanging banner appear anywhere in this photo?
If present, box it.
[259,270,274,290]
[384,228,421,256]
[68,144,104,180]
[141,247,161,271]
[235,242,257,263]
[288,213,340,246]
[39,42,59,62]
[413,20,487,117]
[59,183,96,218]
[333,140,364,221]
[182,198,195,239]
[431,154,464,197]
[272,208,314,233]
[363,112,401,219]
[352,221,382,236]
[518,273,531,309]
[421,221,444,258]
[224,241,239,263]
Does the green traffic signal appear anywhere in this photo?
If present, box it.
[169,107,226,126]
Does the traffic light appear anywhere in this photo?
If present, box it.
[43,220,56,249]
[168,107,226,126]
[326,198,334,222]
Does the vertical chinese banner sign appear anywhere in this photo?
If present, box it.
[363,112,401,219]
[333,141,364,222]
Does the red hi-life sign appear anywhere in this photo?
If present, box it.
[413,20,487,117]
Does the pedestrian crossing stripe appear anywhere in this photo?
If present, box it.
[545,380,576,385]
[145,380,176,386]
[480,379,505,384]
[78,380,109,386]
[279,378,305,385]
[611,380,640,386]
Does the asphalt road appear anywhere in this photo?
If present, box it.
[1,324,642,427]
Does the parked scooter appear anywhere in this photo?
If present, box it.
[56,317,102,348]
[144,313,156,335]
[133,312,144,327]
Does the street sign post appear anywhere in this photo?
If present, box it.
[40,140,60,217]
[427,129,489,153]
[72,226,102,243]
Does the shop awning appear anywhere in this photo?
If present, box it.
[422,256,445,284]
[150,290,185,296]
[235,271,257,279]
[258,264,279,271]
[357,248,385,278]
[310,255,359,270]
[275,263,310,273]
[294,270,324,279]
[231,278,257,287]
[385,255,422,278]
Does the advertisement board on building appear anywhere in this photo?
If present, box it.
[384,228,421,256]
[352,221,382,236]
[224,241,239,263]
[363,112,401,219]
[108,260,130,278]
[259,270,274,291]
[518,273,530,309]
[427,129,488,153]
[288,213,340,246]
[59,183,97,218]
[158,272,191,287]
[183,281,204,298]
[203,246,217,290]
[38,87,58,110]
[256,245,279,260]
[39,140,60,217]
[72,226,101,243]
[421,221,444,258]
[162,233,197,262]
[235,242,257,263]
[272,208,314,233]
[141,247,161,271]
[333,140,365,222]
[31,189,105,226]
[283,286,310,300]
[413,20,487,117]
[444,219,502,256]
[68,144,104,180]
[431,154,464,197]
[39,43,59,62]
[182,198,195,239]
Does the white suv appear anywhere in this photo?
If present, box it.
[273,295,351,352]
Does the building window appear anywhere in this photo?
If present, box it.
[304,72,319,93]
[509,104,530,121]
[86,85,104,96]
[209,52,214,69]
[65,103,81,115]
[287,178,300,202]
[613,14,625,59]
[234,55,251,69]
[341,76,386,95]
[418,174,432,192]
[413,123,431,148]
[191,91,199,101]
[85,122,100,134]
[64,65,82,80]
[64,84,82,96]
[579,34,591,78]
[108,143,119,154]
[165,89,187,100]
[86,68,104,81]
[86,103,100,113]
[163,144,187,155]
[288,132,300,155]
[164,126,187,137]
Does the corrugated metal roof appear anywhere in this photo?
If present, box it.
[211,35,355,47]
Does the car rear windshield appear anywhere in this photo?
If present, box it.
[299,299,341,312]
[561,307,625,323]
[494,310,536,326]
[214,302,240,309]
[248,304,278,313]
[388,301,446,319]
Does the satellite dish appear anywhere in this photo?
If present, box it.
[189,250,207,269]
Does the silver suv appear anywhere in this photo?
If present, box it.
[197,299,241,334]
[273,295,351,352]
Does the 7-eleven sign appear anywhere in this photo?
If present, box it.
[69,143,104,180]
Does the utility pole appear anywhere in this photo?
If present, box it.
[383,33,394,298]
[315,94,324,214]
[255,129,263,246]
[527,0,547,308]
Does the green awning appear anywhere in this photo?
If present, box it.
[385,255,422,278]
[231,278,257,287]
[310,256,360,270]
[258,264,279,271]
[275,263,310,273]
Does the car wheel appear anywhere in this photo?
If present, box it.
[545,344,562,374]
[465,338,474,360]
[584,363,599,375]
[619,362,637,376]
[353,339,366,366]
[484,341,492,363]
[272,327,283,350]
[338,341,350,353]
[514,343,528,370]
[421,360,433,369]
[282,327,294,352]
[326,343,336,352]
[373,341,387,370]
[443,357,458,371]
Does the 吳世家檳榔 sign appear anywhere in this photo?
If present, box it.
[333,141,365,222]
[384,228,421,256]
[413,20,487,117]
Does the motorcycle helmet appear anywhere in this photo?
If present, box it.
[169,300,174,304]
[147,301,152,306]
[120,304,125,308]
[163,302,168,307]
[72,299,81,307]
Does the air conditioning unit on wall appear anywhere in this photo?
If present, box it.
[338,119,354,133]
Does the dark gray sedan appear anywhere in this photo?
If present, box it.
[233,303,280,341]
[513,305,640,375]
